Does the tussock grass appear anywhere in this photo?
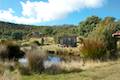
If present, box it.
[44,59,114,74]
[55,47,80,57]
[0,40,25,61]
[23,59,120,80]
[21,37,55,46]
[44,60,83,74]
[18,66,31,75]
[0,61,17,74]
[0,69,21,80]
[80,38,106,60]
[26,47,47,73]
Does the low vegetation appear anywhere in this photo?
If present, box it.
[22,59,120,80]
[0,16,120,80]
[80,38,106,60]
[0,40,25,61]
[26,47,47,73]
[0,69,21,80]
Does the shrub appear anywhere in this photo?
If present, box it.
[83,18,119,60]
[103,24,118,59]
[11,31,23,40]
[41,38,44,45]
[80,38,106,60]
[0,41,25,61]
[26,48,47,73]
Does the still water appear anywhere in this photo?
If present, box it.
[18,55,63,66]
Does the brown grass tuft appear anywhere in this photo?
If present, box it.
[26,47,47,73]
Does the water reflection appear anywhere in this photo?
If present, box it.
[47,55,63,63]
[18,58,28,66]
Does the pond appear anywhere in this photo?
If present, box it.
[18,57,28,66]
[47,55,63,63]
[18,54,81,68]
[18,55,63,67]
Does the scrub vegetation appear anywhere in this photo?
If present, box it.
[0,16,120,80]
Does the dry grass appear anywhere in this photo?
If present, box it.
[0,70,21,80]
[58,61,82,72]
[44,60,109,74]
[22,59,120,80]
[79,38,106,60]
[26,47,47,73]
[18,66,31,75]
[56,60,110,72]
[21,37,55,46]
[0,61,17,74]
[42,44,80,56]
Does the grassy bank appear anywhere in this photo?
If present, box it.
[22,59,120,80]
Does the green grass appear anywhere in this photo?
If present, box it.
[22,60,120,80]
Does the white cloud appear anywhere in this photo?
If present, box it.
[0,0,104,24]
[0,8,38,24]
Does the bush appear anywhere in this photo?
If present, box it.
[11,31,23,40]
[103,24,118,59]
[80,38,106,60]
[0,41,25,61]
[82,18,119,60]
[26,48,47,73]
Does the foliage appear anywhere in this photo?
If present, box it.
[0,41,25,61]
[11,31,23,40]
[79,16,120,60]
[78,16,101,37]
[83,16,120,60]
[102,23,118,59]
[80,38,106,60]
[0,21,77,39]
[99,17,119,59]
[43,27,54,35]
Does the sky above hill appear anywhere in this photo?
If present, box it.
[0,0,120,25]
